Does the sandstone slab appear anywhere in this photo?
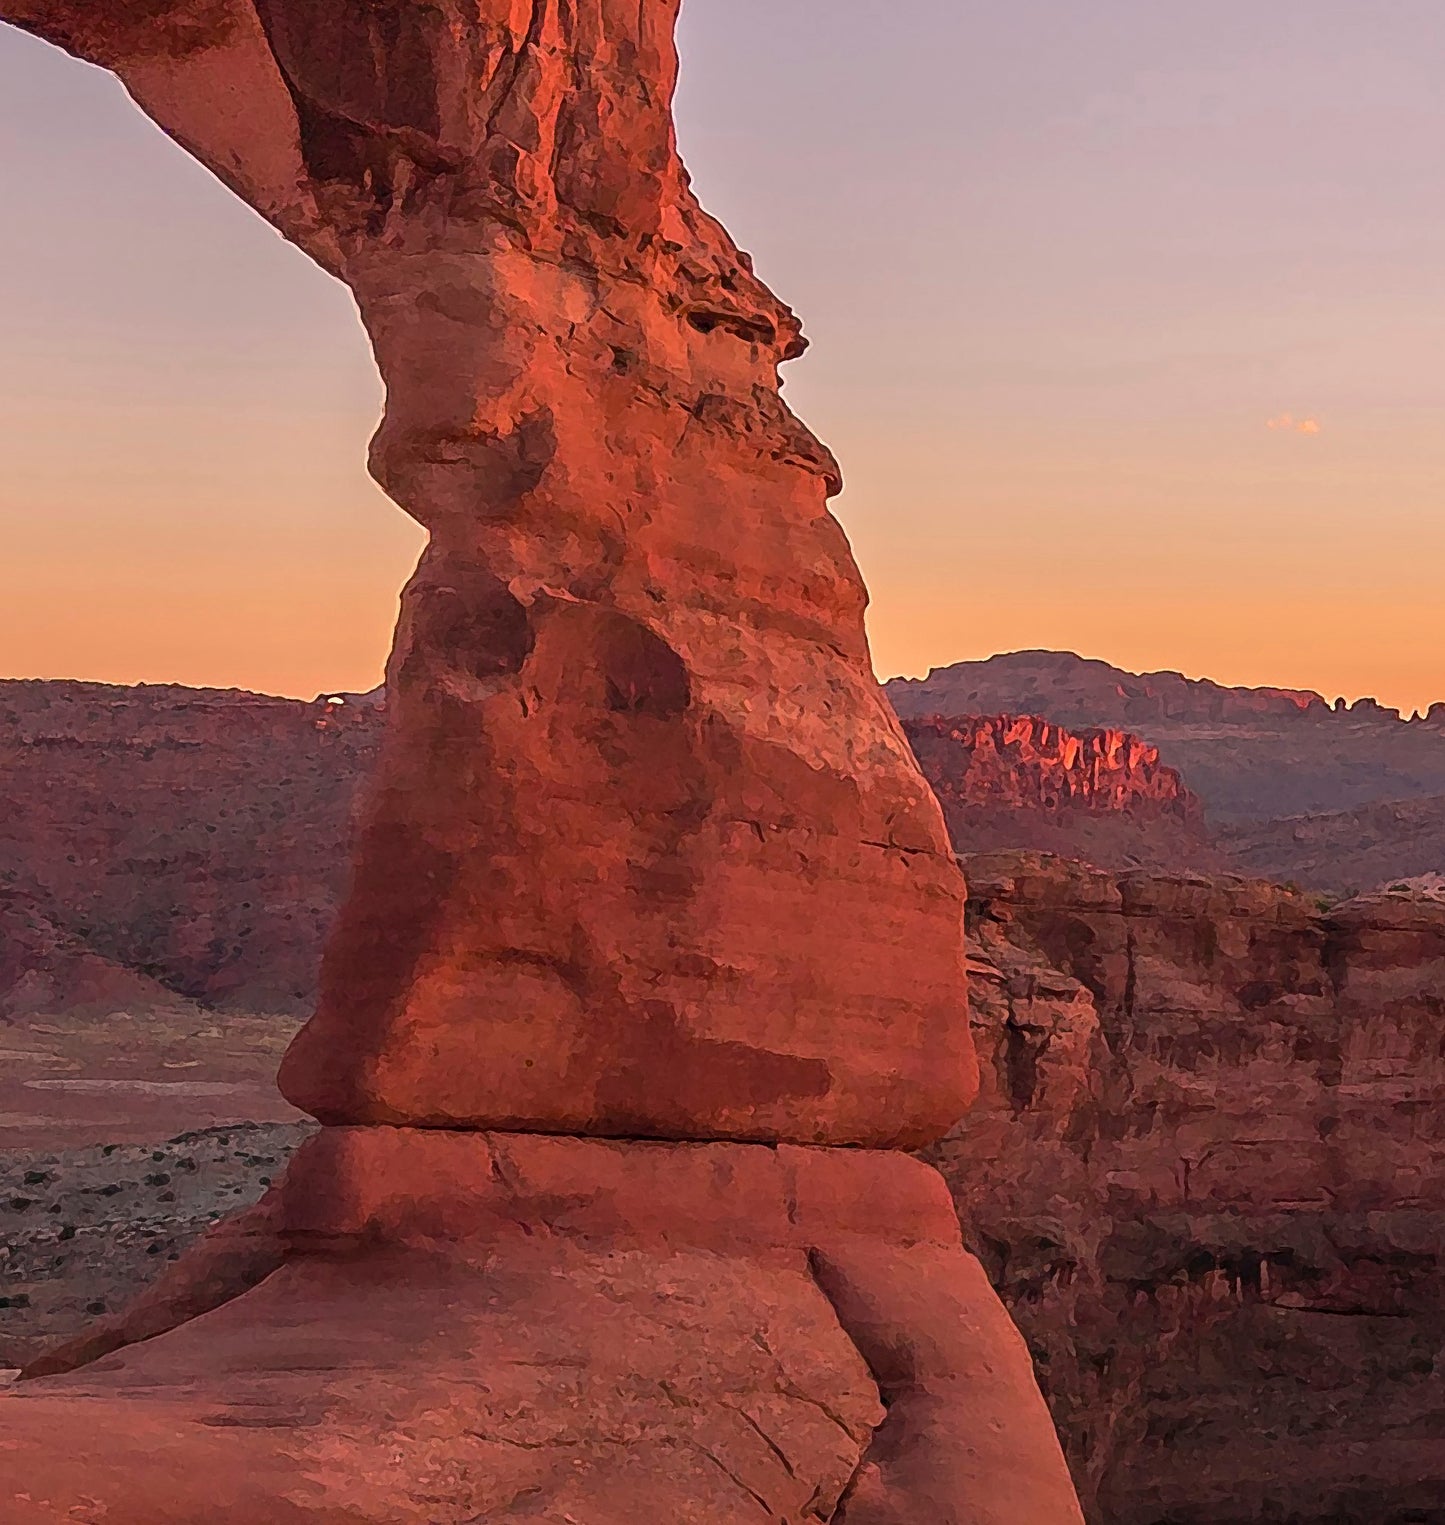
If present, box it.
[1,1135,1081,1524]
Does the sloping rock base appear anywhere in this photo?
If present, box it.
[3,1133,1080,1524]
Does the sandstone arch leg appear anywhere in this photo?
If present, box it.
[1,1140,1086,1524]
[813,1248,1086,1525]
[0,1,1083,1519]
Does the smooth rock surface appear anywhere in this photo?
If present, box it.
[1,1135,1082,1524]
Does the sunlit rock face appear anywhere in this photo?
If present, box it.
[7,0,972,1144]
[901,712,1218,875]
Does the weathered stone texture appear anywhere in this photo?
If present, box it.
[6,0,972,1144]
[930,852,1445,1522]
[0,4,1085,1522]
[4,1137,1082,1524]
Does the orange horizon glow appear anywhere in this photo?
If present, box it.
[3,6,1443,718]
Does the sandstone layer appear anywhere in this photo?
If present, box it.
[3,1136,1082,1525]
[903,713,1216,875]
[1220,792,1445,898]
[929,852,1445,1522]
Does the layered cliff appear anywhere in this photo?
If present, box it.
[904,715,1198,817]
[902,713,1216,874]
[928,852,1445,1522]
[0,679,381,1015]
[888,652,1445,828]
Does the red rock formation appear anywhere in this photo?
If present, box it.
[6,1136,1084,1523]
[888,651,1445,829]
[0,680,382,1014]
[889,651,1337,728]
[905,714,1200,817]
[4,0,970,1146]
[0,4,1082,1520]
[926,852,1445,1522]
[903,713,1215,875]
[0,888,186,1020]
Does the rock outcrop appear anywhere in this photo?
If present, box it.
[17,677,1445,1021]
[888,652,1445,827]
[889,651,1337,729]
[904,715,1197,818]
[928,852,1445,1522]
[0,3,1080,1521]
[903,714,1215,874]
[0,680,381,1015]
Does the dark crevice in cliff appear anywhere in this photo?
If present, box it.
[1122,930,1138,1024]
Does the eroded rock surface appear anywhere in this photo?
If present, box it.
[3,1136,1082,1525]
[888,651,1445,827]
[929,852,1445,1522]
[6,0,971,1144]
[903,713,1216,875]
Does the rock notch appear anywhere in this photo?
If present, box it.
[0,3,1082,1520]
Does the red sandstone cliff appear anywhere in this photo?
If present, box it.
[0,679,382,1016]
[928,852,1445,1522]
[887,652,1445,828]
[903,713,1217,875]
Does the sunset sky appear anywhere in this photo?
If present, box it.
[2,1,1443,710]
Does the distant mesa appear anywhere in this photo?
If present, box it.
[888,649,1341,728]
[901,712,1216,874]
[887,652,1445,846]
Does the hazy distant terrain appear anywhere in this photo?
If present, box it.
[888,651,1445,893]
[887,650,1445,824]
[0,679,380,1020]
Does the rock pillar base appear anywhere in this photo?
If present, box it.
[1,1134,1083,1524]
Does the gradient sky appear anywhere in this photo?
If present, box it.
[2,1,1443,709]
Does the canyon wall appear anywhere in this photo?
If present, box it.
[929,852,1445,1522]
[902,713,1216,875]
[0,680,379,1016]
[888,653,1445,826]
[904,716,1199,819]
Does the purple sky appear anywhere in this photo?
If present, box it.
[2,1,1443,707]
